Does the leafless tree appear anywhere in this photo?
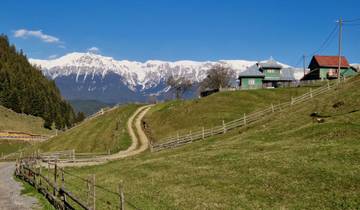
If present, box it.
[166,76,192,99]
[200,65,235,91]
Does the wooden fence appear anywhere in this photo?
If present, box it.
[16,157,138,210]
[150,79,344,152]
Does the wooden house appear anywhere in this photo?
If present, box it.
[238,65,265,89]
[238,58,298,89]
[258,59,283,88]
[302,55,358,80]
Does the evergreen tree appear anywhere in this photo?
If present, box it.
[0,34,76,129]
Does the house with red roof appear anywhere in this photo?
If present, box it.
[302,55,358,80]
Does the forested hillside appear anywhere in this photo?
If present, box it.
[0,35,75,129]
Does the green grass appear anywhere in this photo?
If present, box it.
[61,76,360,209]
[33,104,140,154]
[0,140,30,156]
[15,176,55,210]
[144,86,315,142]
[69,99,114,116]
[0,105,54,136]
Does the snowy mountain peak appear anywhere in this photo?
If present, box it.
[30,52,262,90]
[30,52,296,94]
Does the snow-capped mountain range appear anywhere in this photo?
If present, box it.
[29,52,295,103]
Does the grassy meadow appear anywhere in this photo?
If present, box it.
[144,85,317,142]
[0,105,54,136]
[0,140,30,156]
[32,104,140,154]
[60,76,360,209]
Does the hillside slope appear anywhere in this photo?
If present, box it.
[0,105,54,136]
[144,85,318,142]
[69,99,114,116]
[33,104,140,153]
[64,76,360,209]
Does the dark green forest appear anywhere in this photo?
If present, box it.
[0,35,76,130]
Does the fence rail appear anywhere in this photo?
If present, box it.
[151,79,344,152]
[15,157,137,210]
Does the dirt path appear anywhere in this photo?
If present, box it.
[54,105,153,167]
[0,162,38,210]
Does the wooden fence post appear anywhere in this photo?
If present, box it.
[310,88,313,98]
[243,113,247,125]
[189,130,192,141]
[92,174,96,210]
[72,149,75,161]
[177,132,180,141]
[223,120,226,133]
[271,104,274,112]
[87,177,91,207]
[202,127,205,139]
[327,80,330,89]
[54,160,58,197]
[118,181,125,210]
[291,97,294,105]
[39,165,42,187]
[47,162,50,190]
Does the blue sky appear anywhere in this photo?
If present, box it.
[1,0,360,66]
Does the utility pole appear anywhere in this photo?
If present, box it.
[303,54,306,76]
[337,17,343,81]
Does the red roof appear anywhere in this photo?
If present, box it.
[312,55,350,68]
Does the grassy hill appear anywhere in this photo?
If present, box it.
[62,76,360,209]
[33,104,140,154]
[0,105,55,156]
[0,105,54,136]
[0,140,30,156]
[144,85,317,142]
[69,99,114,116]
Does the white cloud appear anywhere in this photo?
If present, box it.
[87,46,100,54]
[48,54,58,59]
[13,29,61,44]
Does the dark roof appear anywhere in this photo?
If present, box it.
[280,68,297,81]
[309,55,350,68]
[259,58,283,69]
[238,65,264,78]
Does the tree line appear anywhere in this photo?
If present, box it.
[0,35,83,130]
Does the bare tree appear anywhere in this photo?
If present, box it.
[166,76,192,99]
[200,65,235,91]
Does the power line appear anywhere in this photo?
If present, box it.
[343,23,360,26]
[343,17,360,23]
[309,24,338,56]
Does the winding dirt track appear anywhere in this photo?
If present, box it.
[0,162,38,210]
[55,105,153,167]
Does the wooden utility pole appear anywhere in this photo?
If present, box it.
[337,17,343,81]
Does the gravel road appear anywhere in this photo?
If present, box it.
[0,162,38,210]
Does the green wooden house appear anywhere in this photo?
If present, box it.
[238,65,264,89]
[238,58,297,90]
[258,58,283,88]
[302,55,358,80]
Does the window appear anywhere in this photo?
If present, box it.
[248,79,255,85]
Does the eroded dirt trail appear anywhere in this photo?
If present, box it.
[0,162,38,210]
[55,105,153,167]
